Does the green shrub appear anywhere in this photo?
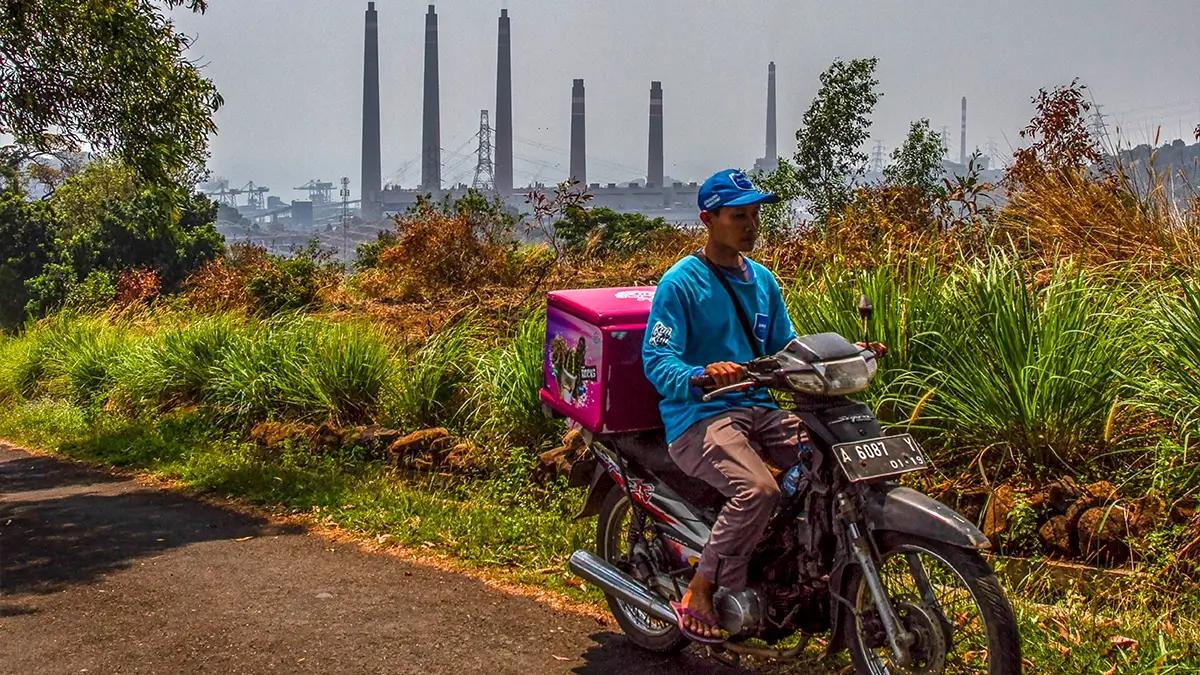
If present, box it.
[246,256,323,314]
[63,269,117,312]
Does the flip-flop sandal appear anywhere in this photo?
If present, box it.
[670,601,726,644]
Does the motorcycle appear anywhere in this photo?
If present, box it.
[565,298,1021,673]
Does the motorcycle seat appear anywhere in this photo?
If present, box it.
[609,430,726,511]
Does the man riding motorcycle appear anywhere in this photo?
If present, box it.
[642,169,883,643]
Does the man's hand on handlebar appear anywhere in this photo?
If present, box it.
[705,361,747,388]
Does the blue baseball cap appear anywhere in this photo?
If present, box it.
[697,169,780,212]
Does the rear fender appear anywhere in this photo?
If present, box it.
[573,461,615,520]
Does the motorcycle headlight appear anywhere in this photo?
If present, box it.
[821,355,875,395]
[785,371,826,394]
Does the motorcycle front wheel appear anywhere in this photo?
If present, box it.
[595,485,689,653]
[842,532,1022,674]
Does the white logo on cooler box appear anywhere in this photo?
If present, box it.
[614,290,655,302]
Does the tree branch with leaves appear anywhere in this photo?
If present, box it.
[0,0,222,188]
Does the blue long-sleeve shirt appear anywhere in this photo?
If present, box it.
[642,254,797,444]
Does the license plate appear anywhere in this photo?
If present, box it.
[832,434,929,482]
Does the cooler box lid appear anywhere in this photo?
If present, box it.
[546,287,657,326]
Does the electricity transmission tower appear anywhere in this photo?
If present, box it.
[871,140,885,173]
[472,109,496,194]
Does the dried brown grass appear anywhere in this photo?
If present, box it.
[997,169,1200,271]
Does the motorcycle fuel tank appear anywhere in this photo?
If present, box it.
[541,287,663,434]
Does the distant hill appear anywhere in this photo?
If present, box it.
[1114,139,1200,203]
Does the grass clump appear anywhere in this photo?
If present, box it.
[381,318,475,430]
[901,260,1139,471]
[111,313,240,412]
[467,309,560,448]
[207,315,393,425]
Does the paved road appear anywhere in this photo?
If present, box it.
[0,445,784,675]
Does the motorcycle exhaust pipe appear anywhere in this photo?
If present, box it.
[568,550,677,625]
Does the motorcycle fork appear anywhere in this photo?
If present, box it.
[837,493,916,667]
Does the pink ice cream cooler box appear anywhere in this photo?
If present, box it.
[540,287,663,434]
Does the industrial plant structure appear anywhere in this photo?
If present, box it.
[358,3,780,224]
[215,2,783,250]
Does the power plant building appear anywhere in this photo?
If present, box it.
[368,4,706,223]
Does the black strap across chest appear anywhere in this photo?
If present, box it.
[693,252,763,359]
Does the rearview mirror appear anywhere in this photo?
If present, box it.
[857,295,873,323]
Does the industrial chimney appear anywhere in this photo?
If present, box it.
[494,9,513,193]
[421,5,441,191]
[960,96,967,166]
[360,2,381,220]
[766,62,777,164]
[647,81,663,188]
[569,79,586,186]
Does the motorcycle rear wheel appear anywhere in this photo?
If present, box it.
[596,485,689,653]
[842,532,1022,674]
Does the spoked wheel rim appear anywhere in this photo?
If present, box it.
[601,493,676,637]
[854,543,993,674]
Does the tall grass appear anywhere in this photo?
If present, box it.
[897,260,1142,472]
[783,255,946,411]
[207,315,393,425]
[467,309,560,447]
[112,313,240,412]
[14,314,136,406]
[381,318,475,430]
[1137,277,1200,441]
[784,254,1159,478]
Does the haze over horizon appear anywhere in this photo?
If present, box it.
[172,0,1200,201]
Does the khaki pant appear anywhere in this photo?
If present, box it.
[668,406,805,590]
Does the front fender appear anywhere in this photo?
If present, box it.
[866,484,990,549]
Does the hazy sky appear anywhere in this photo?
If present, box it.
[171,1,1200,200]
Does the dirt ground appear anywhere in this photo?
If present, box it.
[0,445,812,674]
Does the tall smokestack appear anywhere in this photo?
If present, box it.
[360,2,381,219]
[960,96,967,166]
[569,79,586,186]
[421,5,441,191]
[494,9,513,193]
[647,81,663,188]
[766,62,777,163]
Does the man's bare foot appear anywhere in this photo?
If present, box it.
[679,574,722,640]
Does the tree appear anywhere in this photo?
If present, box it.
[792,58,881,224]
[0,0,222,187]
[884,119,946,203]
[0,168,57,326]
[22,161,224,316]
[1006,79,1102,188]
[552,206,671,258]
